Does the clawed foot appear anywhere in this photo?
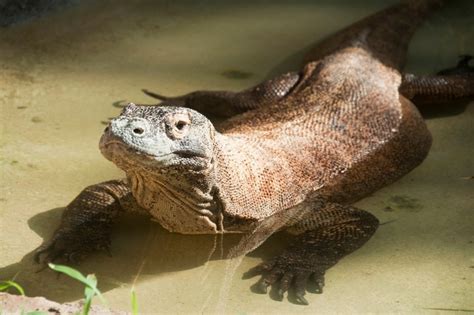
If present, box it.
[437,54,473,76]
[34,228,111,266]
[243,259,326,305]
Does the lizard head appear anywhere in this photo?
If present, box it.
[100,103,223,234]
[99,103,216,173]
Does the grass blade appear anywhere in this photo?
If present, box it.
[0,280,25,295]
[131,289,138,315]
[48,263,106,304]
[83,274,98,315]
[48,263,89,283]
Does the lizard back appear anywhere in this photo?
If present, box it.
[215,10,433,221]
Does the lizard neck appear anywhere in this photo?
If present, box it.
[126,159,224,234]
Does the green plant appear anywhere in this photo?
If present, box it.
[131,288,138,315]
[2,265,139,315]
[48,263,106,315]
[0,280,49,315]
[0,280,25,295]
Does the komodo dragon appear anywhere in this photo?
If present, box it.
[35,0,473,305]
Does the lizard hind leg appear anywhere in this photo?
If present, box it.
[400,54,474,104]
[244,202,379,305]
[142,71,301,118]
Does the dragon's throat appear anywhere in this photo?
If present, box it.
[127,171,220,234]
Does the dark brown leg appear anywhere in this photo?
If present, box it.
[34,179,145,264]
[143,71,300,118]
[244,203,379,305]
[400,55,474,104]
[400,73,474,104]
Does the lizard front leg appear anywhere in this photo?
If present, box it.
[34,179,145,264]
[142,71,301,118]
[244,202,379,305]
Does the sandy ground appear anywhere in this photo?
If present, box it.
[0,0,473,313]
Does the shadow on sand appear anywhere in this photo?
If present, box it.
[0,207,290,303]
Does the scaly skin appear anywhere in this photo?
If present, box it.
[400,72,474,104]
[143,71,301,119]
[35,0,473,305]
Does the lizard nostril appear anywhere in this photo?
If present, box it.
[133,127,144,135]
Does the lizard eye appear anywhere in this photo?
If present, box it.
[175,120,188,131]
[133,127,144,135]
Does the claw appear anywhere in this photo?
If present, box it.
[34,241,54,264]
[294,272,310,305]
[248,257,328,304]
[437,54,474,75]
[277,272,293,300]
[276,289,285,300]
[312,273,325,294]
[313,286,323,294]
[242,261,275,279]
[34,243,63,265]
[33,249,44,264]
[457,54,473,68]
[68,252,82,264]
[256,280,270,294]
[35,264,49,273]
[295,293,309,305]
[49,249,65,264]
[254,267,283,294]
[306,272,325,294]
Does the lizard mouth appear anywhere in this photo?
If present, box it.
[99,132,209,166]
[99,134,172,162]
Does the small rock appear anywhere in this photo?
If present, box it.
[31,116,43,123]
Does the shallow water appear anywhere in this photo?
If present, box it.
[1,0,473,313]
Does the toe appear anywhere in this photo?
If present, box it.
[311,272,325,294]
[255,267,283,294]
[243,261,275,279]
[294,272,310,305]
[277,272,294,300]
[295,293,309,305]
[33,247,47,264]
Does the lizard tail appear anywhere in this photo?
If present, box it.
[304,0,445,70]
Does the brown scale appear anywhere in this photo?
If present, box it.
[34,0,473,305]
